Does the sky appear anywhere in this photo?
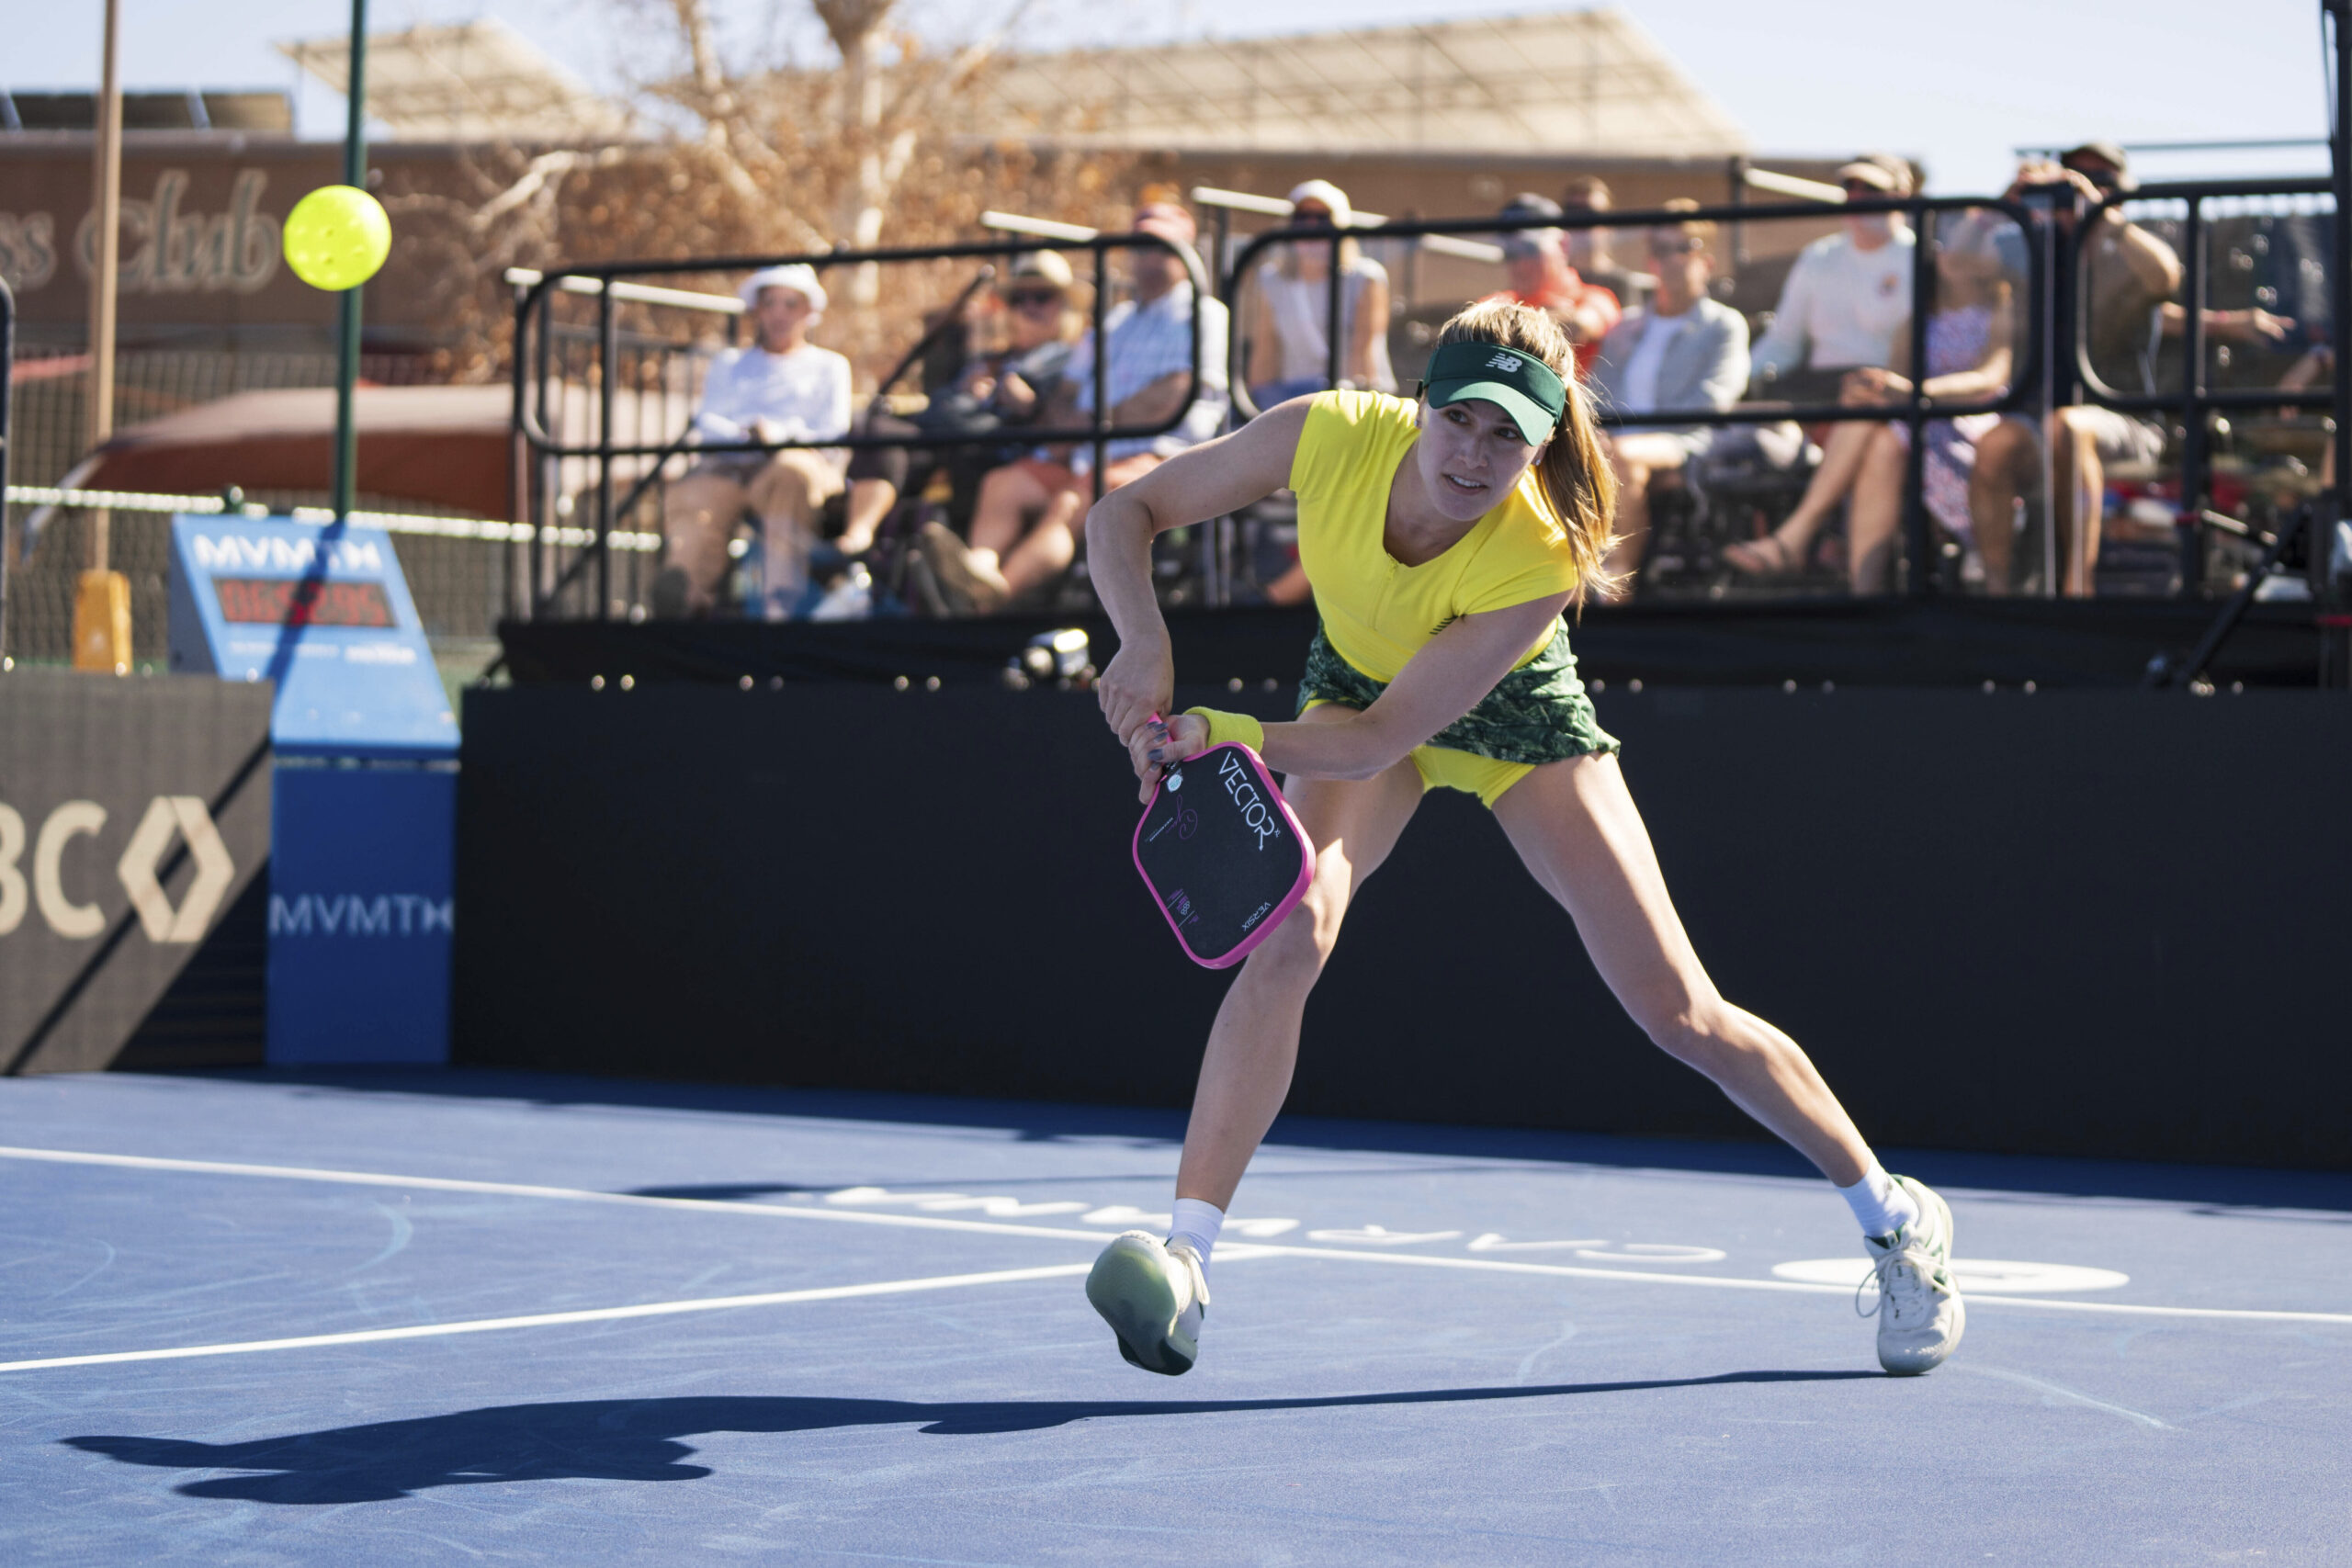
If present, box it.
[6,0,2336,195]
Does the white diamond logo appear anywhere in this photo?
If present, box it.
[117,796,235,944]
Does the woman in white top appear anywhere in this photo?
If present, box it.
[1245,180,1396,408]
[658,264,854,621]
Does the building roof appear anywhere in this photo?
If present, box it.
[278,19,630,141]
[975,6,1747,157]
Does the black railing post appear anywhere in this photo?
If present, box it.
[2327,0,2352,685]
[0,275,14,663]
[596,280,616,620]
[2177,196,2208,598]
[1325,228,1345,392]
[1090,241,1108,508]
[1903,198,1936,596]
[1728,154,1749,270]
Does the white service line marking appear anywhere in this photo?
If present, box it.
[0,1145,1126,1245]
[7,1145,2349,1328]
[0,1263,1092,1375]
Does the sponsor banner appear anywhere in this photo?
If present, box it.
[267,764,454,1066]
[0,671,272,1075]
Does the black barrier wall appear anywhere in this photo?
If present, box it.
[1,671,273,1073]
[455,684,2352,1169]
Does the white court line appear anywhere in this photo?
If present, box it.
[6,1144,2349,1328]
[0,1263,1091,1375]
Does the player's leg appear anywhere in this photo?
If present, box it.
[1090,706,1423,1375]
[1175,712,1425,1210]
[1492,752,1962,1373]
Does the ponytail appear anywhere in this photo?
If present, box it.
[1431,299,1621,604]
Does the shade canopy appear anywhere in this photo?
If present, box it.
[71,383,683,520]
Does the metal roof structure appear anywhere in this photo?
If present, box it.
[278,19,630,141]
[974,6,1747,157]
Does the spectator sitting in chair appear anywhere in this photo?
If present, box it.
[920,202,1229,616]
[1747,154,1917,404]
[1969,143,2279,594]
[1588,201,1749,590]
[655,264,853,620]
[847,250,1082,556]
[1487,194,1620,378]
[1726,209,2018,593]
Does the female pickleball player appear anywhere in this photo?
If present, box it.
[1081,299,1963,1379]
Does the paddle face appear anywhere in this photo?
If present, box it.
[1133,742,1316,969]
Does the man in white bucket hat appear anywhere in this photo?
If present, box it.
[656,263,854,619]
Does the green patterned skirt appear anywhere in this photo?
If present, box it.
[1295,622,1619,764]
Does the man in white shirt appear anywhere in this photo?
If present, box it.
[1587,204,1750,591]
[657,263,854,619]
[1747,155,1917,404]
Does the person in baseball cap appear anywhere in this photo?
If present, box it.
[1487,193,1620,374]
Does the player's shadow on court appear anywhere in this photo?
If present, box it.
[65,1371,1876,1506]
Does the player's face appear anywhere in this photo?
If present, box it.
[1416,395,1543,522]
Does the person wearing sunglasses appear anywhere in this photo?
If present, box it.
[1245,179,1396,410]
[1586,201,1750,590]
[1747,154,1917,409]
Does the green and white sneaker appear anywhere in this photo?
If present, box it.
[1860,1175,1965,1375]
[1086,1231,1208,1376]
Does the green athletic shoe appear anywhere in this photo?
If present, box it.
[1860,1175,1965,1375]
[1086,1231,1208,1376]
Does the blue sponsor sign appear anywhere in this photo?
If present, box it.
[168,513,457,1063]
[266,765,455,1066]
[168,513,457,761]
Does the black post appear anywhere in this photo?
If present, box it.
[2177,197,2207,598]
[1728,154,1749,270]
[596,280,616,619]
[2325,0,2352,683]
[1325,229,1345,392]
[1090,242,1108,506]
[1902,199,1935,595]
[331,0,368,522]
[0,276,14,664]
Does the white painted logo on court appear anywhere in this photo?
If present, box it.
[1484,351,1521,373]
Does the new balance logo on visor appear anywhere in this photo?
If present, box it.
[1485,351,1522,373]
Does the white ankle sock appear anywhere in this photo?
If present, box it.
[1168,1199,1225,1278]
[1838,1163,1920,1239]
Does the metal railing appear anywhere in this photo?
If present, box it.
[1225,195,2047,599]
[512,231,1217,620]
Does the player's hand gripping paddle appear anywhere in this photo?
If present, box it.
[1131,716,1315,968]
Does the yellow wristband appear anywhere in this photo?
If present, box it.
[1184,706,1265,755]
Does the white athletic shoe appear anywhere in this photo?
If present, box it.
[1860,1175,1965,1375]
[1086,1231,1208,1376]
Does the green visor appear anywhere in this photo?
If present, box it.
[1422,339,1566,446]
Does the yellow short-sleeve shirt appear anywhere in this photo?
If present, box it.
[1289,390,1580,683]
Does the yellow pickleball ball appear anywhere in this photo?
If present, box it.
[282,185,391,292]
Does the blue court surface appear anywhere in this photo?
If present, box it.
[4,1069,2348,1566]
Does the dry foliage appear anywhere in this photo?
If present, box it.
[384,0,1136,386]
